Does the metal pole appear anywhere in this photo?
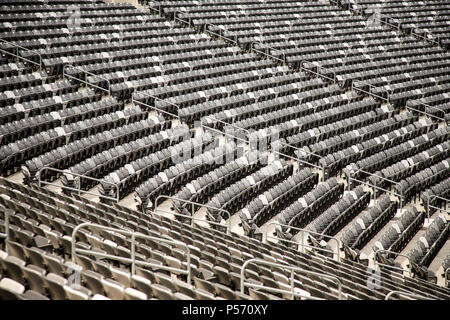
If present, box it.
[240,258,342,299]
[131,233,136,276]
[290,269,295,300]
[4,210,9,254]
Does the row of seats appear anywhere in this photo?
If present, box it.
[394,157,450,205]
[275,178,345,239]
[319,119,437,179]
[0,97,122,145]
[421,179,450,216]
[101,134,217,206]
[0,71,51,91]
[61,125,191,192]
[240,168,319,237]
[0,79,76,108]
[172,155,266,220]
[21,115,167,184]
[134,142,240,213]
[341,196,398,261]
[205,160,293,223]
[408,215,449,279]
[308,186,371,241]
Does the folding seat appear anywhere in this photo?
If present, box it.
[5,241,27,261]
[124,287,147,300]
[44,273,68,300]
[0,277,25,300]
[100,278,125,300]
[151,283,173,300]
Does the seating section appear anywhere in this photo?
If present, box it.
[340,196,398,258]
[340,0,450,49]
[105,133,217,206]
[275,178,345,239]
[240,168,319,236]
[205,160,293,223]
[320,118,437,179]
[369,141,450,196]
[373,207,425,255]
[394,158,450,205]
[0,0,448,300]
[134,141,240,212]
[407,215,449,277]
[22,116,168,184]
[1,177,450,300]
[150,0,450,111]
[61,125,191,192]
[308,186,371,241]
[172,155,265,220]
[421,178,450,216]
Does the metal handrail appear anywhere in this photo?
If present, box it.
[201,116,250,145]
[240,258,342,300]
[445,268,449,288]
[412,30,440,46]
[299,60,337,84]
[63,65,111,95]
[266,222,341,262]
[146,1,162,16]
[153,195,231,234]
[274,141,326,180]
[406,103,446,122]
[155,195,231,223]
[174,10,192,27]
[352,80,390,102]
[37,167,120,203]
[71,222,192,284]
[243,171,318,227]
[203,116,251,135]
[294,146,324,161]
[385,290,433,300]
[152,207,231,235]
[132,91,180,121]
[204,23,238,44]
[373,17,401,31]
[346,168,404,207]
[0,38,42,70]
[374,249,413,277]
[426,195,450,220]
[251,42,286,64]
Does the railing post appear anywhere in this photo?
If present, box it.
[241,258,342,299]
[385,290,433,300]
[300,230,305,254]
[71,222,192,284]
[267,222,341,262]
[374,249,413,277]
[153,195,232,235]
[131,233,136,276]
[445,269,449,288]
[290,269,295,300]
[37,167,119,203]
